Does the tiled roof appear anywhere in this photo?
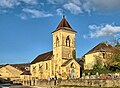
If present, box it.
[85,42,113,55]
[77,59,84,70]
[0,65,4,68]
[61,59,72,67]
[0,63,30,72]
[11,63,30,72]
[52,16,76,33]
[31,51,53,64]
[20,71,31,75]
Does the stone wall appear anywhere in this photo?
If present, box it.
[21,79,120,87]
[59,79,120,87]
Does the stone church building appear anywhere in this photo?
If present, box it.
[30,16,80,80]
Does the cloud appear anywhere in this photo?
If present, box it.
[56,8,63,16]
[20,0,38,5]
[0,0,20,8]
[48,0,120,15]
[63,3,82,14]
[22,8,53,18]
[69,0,81,5]
[83,0,120,13]
[0,0,38,9]
[48,0,82,15]
[18,13,27,20]
[47,0,65,4]
[47,0,120,15]
[1,0,120,18]
[0,0,52,19]
[84,24,120,38]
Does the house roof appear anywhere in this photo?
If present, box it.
[61,59,72,67]
[0,65,4,68]
[0,63,30,72]
[31,51,53,64]
[84,42,113,55]
[20,71,31,75]
[52,16,76,33]
[77,59,84,69]
[11,63,30,72]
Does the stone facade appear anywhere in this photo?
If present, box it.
[30,16,80,80]
[84,42,113,70]
[30,60,52,79]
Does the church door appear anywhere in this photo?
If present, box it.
[71,69,75,78]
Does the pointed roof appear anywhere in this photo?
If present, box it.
[52,16,76,33]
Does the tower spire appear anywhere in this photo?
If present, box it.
[52,13,76,33]
[63,15,65,18]
[62,10,65,18]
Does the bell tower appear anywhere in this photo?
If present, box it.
[52,16,76,67]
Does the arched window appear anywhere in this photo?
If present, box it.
[71,63,75,68]
[56,37,59,47]
[103,53,105,59]
[46,63,48,70]
[71,63,74,68]
[66,36,70,47]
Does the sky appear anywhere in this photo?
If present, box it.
[0,0,120,64]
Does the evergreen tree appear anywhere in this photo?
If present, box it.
[72,50,76,60]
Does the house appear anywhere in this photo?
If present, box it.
[20,71,31,85]
[0,63,30,81]
[0,64,23,81]
[84,42,113,70]
[30,16,80,80]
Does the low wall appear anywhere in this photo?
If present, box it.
[21,79,120,87]
[59,79,120,87]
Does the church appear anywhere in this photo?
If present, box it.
[30,16,80,80]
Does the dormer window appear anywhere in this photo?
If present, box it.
[25,67,30,71]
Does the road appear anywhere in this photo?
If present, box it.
[0,84,46,88]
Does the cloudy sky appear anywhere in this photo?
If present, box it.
[0,0,120,64]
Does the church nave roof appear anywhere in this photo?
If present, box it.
[31,51,53,64]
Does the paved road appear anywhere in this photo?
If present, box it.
[10,86,44,88]
[0,84,47,88]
